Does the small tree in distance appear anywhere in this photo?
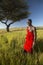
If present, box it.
[0,0,30,32]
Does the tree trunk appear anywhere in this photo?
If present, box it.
[6,25,10,32]
[1,20,14,32]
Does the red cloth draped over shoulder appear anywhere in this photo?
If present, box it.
[23,27,34,53]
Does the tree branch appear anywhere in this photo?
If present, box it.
[0,20,14,27]
[1,21,6,24]
[6,19,8,24]
[0,20,7,26]
[8,21,14,26]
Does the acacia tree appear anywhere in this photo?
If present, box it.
[0,0,30,32]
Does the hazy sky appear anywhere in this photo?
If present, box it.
[0,0,43,29]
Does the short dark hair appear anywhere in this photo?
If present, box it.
[28,19,32,23]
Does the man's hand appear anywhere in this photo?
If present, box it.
[32,41,35,48]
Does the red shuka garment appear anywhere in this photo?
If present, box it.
[23,27,34,53]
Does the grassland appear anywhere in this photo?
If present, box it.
[0,28,43,65]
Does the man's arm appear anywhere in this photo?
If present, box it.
[33,27,37,47]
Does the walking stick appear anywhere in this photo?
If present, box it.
[36,42,40,65]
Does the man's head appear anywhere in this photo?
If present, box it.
[27,19,32,26]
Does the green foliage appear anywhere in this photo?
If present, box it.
[0,0,29,21]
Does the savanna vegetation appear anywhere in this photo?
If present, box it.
[0,28,43,65]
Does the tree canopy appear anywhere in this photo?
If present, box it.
[0,0,30,32]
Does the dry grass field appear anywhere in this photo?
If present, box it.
[0,28,43,65]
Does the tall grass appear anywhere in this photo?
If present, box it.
[0,29,43,65]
